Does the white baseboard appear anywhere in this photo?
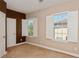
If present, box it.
[26,42,79,58]
[0,51,7,58]
[8,42,27,48]
[15,42,27,46]
[4,51,7,55]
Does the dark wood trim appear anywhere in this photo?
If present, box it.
[5,13,7,50]
[16,19,22,43]
[6,9,26,44]
[0,0,6,13]
[6,9,26,19]
[0,0,26,49]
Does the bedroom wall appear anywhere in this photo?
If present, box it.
[27,0,79,56]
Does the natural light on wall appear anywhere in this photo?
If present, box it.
[46,10,78,42]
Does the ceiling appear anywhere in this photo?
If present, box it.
[4,0,72,14]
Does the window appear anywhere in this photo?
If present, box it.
[46,12,68,41]
[53,12,68,41]
[27,20,34,36]
[22,18,38,37]
[54,24,67,40]
[27,18,38,37]
[46,11,78,42]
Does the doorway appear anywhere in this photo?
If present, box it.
[7,18,16,47]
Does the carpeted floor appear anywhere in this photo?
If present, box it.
[3,43,75,58]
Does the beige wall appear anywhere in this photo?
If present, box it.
[27,0,79,55]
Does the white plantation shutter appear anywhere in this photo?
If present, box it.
[33,18,38,37]
[46,16,54,39]
[68,11,78,42]
[22,20,28,36]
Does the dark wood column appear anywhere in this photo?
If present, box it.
[0,0,6,13]
[6,9,26,44]
[16,18,22,43]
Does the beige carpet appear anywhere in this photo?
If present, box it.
[3,43,75,58]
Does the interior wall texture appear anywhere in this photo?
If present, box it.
[27,0,79,55]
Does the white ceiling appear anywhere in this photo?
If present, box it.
[4,0,72,13]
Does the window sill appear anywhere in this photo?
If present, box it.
[27,36,37,38]
[53,39,69,43]
[47,38,69,43]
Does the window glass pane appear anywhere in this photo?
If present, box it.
[62,28,67,34]
[57,28,63,34]
[55,29,58,33]
[57,34,63,40]
[53,12,68,41]
[55,34,58,39]
[57,34,63,37]
[55,34,63,40]
[62,34,67,40]
[27,20,33,36]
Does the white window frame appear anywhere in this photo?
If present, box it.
[46,11,78,43]
[22,17,38,37]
